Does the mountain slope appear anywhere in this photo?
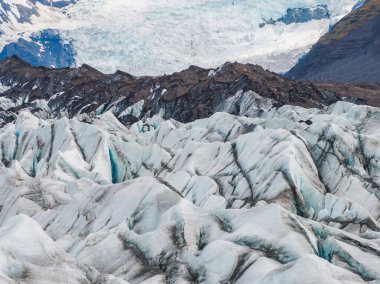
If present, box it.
[0,0,361,74]
[287,0,380,83]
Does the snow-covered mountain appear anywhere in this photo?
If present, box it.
[0,56,379,283]
[0,0,76,68]
[0,0,362,74]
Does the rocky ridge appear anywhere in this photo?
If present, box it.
[0,56,342,126]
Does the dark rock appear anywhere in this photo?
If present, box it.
[287,0,380,84]
[0,56,342,126]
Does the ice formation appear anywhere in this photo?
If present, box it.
[0,97,379,283]
[0,0,362,74]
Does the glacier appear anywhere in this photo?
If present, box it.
[0,0,363,74]
[0,95,379,283]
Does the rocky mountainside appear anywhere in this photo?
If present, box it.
[287,0,380,83]
[0,56,341,126]
[0,0,361,74]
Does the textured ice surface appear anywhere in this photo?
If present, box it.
[0,100,379,283]
[60,0,360,75]
[0,214,128,283]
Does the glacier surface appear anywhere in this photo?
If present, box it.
[0,0,362,74]
[0,97,379,283]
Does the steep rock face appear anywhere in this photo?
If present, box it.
[0,101,379,283]
[287,0,380,83]
[0,56,341,126]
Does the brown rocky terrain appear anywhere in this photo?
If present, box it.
[315,82,380,106]
[0,56,341,125]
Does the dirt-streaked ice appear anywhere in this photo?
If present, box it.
[0,99,379,283]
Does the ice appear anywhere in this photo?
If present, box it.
[0,101,378,282]
[0,214,128,283]
[261,254,365,284]
[57,0,360,75]
[1,0,361,74]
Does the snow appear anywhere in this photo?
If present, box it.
[59,0,360,75]
[0,82,11,94]
[1,0,361,75]
[0,0,66,44]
